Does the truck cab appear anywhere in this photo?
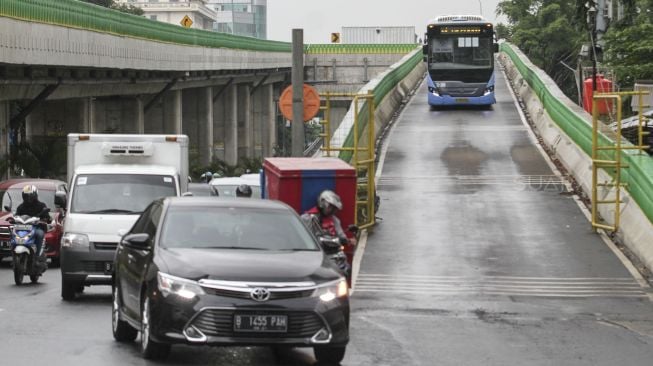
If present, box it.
[61,134,188,300]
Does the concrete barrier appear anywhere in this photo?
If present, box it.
[499,43,653,271]
[328,48,426,162]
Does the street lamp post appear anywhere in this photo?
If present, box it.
[588,3,598,92]
[478,0,483,15]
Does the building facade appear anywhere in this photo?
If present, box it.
[116,0,217,31]
[207,0,267,39]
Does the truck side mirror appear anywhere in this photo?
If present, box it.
[55,191,67,210]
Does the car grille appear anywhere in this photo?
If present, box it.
[203,287,314,301]
[81,261,111,273]
[190,310,324,338]
[93,242,118,251]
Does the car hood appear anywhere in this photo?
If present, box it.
[157,248,339,283]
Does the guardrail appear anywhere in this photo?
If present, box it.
[0,0,291,52]
[501,42,653,222]
[305,44,418,54]
[338,47,422,162]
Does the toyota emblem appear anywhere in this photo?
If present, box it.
[250,287,271,302]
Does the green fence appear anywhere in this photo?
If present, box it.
[501,42,653,223]
[305,44,418,54]
[0,0,291,52]
[338,48,422,162]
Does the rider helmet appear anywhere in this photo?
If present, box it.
[22,185,38,203]
[235,184,253,198]
[317,190,342,214]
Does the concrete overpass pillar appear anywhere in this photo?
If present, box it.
[80,97,96,133]
[224,84,238,166]
[199,87,214,166]
[164,90,182,134]
[0,101,9,177]
[261,84,276,157]
[239,84,254,158]
[135,97,145,134]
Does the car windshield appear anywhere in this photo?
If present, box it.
[212,184,261,198]
[1,188,55,214]
[160,206,319,251]
[71,174,177,214]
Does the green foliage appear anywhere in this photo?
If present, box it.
[80,0,144,16]
[190,156,263,181]
[603,2,653,88]
[8,139,67,179]
[497,0,586,99]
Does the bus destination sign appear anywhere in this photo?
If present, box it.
[439,26,483,35]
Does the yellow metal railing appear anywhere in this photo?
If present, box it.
[319,92,376,230]
[591,91,650,231]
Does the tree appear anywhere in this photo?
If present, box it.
[80,0,144,16]
[603,1,653,89]
[497,0,585,99]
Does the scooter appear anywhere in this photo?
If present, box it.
[9,208,50,285]
[302,215,357,282]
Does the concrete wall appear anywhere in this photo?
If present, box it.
[0,101,8,178]
[499,52,653,272]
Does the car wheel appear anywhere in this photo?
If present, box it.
[61,277,77,301]
[112,286,137,342]
[314,346,346,364]
[140,296,170,360]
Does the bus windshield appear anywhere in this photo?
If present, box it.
[429,36,492,70]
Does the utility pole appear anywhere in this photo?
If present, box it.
[478,0,483,16]
[291,29,305,157]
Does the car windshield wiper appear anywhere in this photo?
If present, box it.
[193,246,268,250]
[84,209,141,215]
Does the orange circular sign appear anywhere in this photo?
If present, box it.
[278,84,321,122]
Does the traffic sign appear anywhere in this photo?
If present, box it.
[331,32,340,43]
[180,15,193,28]
[278,84,321,122]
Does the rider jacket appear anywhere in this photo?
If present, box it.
[16,200,50,221]
[302,207,347,244]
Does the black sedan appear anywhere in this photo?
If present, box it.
[111,197,349,363]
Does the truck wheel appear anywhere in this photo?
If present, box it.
[50,257,60,267]
[61,277,77,301]
[112,286,137,342]
[314,346,346,364]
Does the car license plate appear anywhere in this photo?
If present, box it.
[13,225,32,231]
[1,241,9,249]
[234,314,288,333]
[455,98,469,103]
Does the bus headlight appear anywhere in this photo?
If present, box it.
[484,85,495,95]
[428,86,440,96]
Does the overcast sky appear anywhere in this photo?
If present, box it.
[267,0,506,43]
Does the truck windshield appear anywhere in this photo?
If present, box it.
[71,174,176,214]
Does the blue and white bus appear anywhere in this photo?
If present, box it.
[422,15,498,107]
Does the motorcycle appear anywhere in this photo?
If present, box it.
[302,214,358,283]
[8,208,50,285]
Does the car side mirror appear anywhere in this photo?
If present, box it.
[122,233,151,249]
[55,191,67,210]
[347,224,359,234]
[3,205,10,212]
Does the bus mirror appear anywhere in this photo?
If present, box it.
[494,43,499,53]
[422,44,428,55]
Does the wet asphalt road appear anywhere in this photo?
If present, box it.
[2,68,653,366]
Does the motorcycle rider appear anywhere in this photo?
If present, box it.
[15,185,50,259]
[301,190,354,246]
[235,184,252,198]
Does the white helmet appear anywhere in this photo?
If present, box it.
[318,190,342,212]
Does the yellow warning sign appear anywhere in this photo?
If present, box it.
[180,15,193,28]
[331,32,340,43]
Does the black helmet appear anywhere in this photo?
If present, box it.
[22,184,38,203]
[200,171,213,183]
[235,184,252,198]
[317,190,342,214]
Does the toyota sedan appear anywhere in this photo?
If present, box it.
[111,197,349,363]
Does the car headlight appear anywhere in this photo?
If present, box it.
[314,279,348,302]
[157,272,205,300]
[61,233,89,249]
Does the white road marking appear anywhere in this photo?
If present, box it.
[501,61,653,302]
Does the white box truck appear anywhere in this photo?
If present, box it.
[60,134,189,300]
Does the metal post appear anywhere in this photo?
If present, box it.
[591,97,599,230]
[615,95,622,230]
[291,29,305,157]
